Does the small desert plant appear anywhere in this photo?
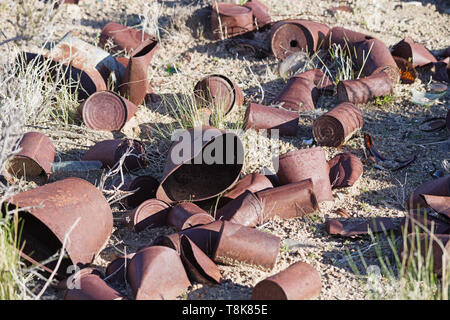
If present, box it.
[346,213,449,300]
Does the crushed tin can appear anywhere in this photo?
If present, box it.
[312,102,363,147]
[327,152,363,188]
[194,74,244,115]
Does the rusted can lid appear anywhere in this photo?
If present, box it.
[80,91,127,131]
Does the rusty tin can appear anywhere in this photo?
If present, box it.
[243,0,272,28]
[337,71,393,104]
[328,152,363,188]
[312,102,363,147]
[119,38,159,106]
[3,178,113,273]
[256,178,319,220]
[127,246,191,300]
[211,3,254,39]
[325,217,399,237]
[194,75,244,115]
[272,74,319,111]
[270,21,308,60]
[4,132,55,183]
[325,26,368,51]
[216,190,264,227]
[100,22,157,54]
[167,202,215,231]
[81,139,146,171]
[78,91,138,132]
[212,221,280,270]
[276,147,333,202]
[124,198,171,232]
[244,102,299,136]
[156,127,244,203]
[252,261,321,300]
[105,253,135,283]
[406,175,450,212]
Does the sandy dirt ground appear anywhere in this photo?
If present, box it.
[0,0,449,300]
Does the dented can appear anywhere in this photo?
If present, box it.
[220,172,273,205]
[312,102,363,147]
[216,190,264,227]
[272,74,319,111]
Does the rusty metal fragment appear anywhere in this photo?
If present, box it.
[180,235,222,284]
[402,233,450,277]
[156,127,244,203]
[252,261,321,300]
[167,202,215,231]
[100,22,157,55]
[391,37,438,68]
[312,102,363,147]
[119,38,159,106]
[216,190,264,227]
[3,178,113,274]
[244,102,299,136]
[256,179,319,221]
[212,221,280,270]
[364,133,415,171]
[127,246,191,300]
[64,268,124,300]
[337,72,393,104]
[404,210,450,235]
[3,132,55,184]
[124,199,171,232]
[122,175,159,208]
[421,194,450,218]
[194,75,244,115]
[276,147,333,202]
[327,152,363,188]
[81,139,146,171]
[325,217,399,237]
[406,175,450,212]
[211,3,254,39]
[78,91,138,131]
